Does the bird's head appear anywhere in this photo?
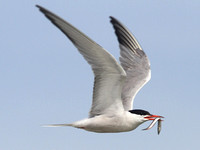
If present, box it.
[128,109,164,133]
[129,109,163,122]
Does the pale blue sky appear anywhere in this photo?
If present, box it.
[1,0,200,150]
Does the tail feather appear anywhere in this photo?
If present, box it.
[42,124,73,127]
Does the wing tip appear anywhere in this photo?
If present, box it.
[109,16,120,25]
[36,4,51,15]
[35,4,43,11]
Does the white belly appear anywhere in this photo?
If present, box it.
[71,113,142,133]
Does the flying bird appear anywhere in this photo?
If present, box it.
[36,5,163,134]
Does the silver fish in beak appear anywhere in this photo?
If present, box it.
[157,119,162,134]
[143,117,163,134]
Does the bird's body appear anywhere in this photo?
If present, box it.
[73,113,142,133]
[37,5,163,134]
[49,112,145,133]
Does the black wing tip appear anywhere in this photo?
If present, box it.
[109,16,121,33]
[109,16,115,20]
[109,16,117,21]
[109,16,120,25]
[35,4,40,8]
[109,16,132,50]
[36,5,50,15]
[35,5,56,23]
[36,5,46,14]
[35,4,43,10]
[36,5,47,13]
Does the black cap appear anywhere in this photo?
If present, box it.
[129,109,151,116]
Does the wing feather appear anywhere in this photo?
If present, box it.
[37,6,126,117]
[110,16,151,111]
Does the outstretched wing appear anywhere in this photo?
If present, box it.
[36,6,126,117]
[110,16,151,111]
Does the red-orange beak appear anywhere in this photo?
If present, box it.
[144,115,164,120]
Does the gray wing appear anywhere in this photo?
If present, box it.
[36,6,126,118]
[110,16,151,111]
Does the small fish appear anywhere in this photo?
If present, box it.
[157,119,162,135]
[143,117,160,131]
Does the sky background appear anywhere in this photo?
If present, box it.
[1,0,200,150]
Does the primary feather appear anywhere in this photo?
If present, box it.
[110,17,151,110]
[36,5,126,118]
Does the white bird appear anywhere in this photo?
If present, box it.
[36,5,163,133]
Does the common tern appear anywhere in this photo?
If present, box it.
[36,5,163,134]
